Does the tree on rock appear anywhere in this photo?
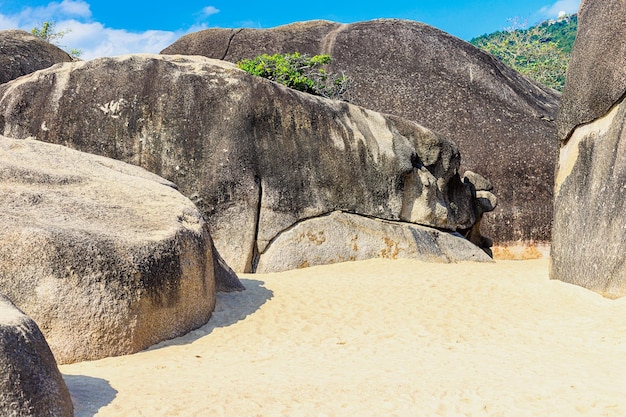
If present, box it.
[31,21,82,58]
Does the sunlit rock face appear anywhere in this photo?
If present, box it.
[161,18,560,251]
[0,136,218,363]
[551,0,626,298]
[0,54,494,272]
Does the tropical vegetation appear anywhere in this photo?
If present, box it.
[470,14,577,91]
[237,52,350,100]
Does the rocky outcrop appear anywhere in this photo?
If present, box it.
[551,0,626,298]
[161,19,560,250]
[0,294,73,417]
[557,2,626,141]
[0,135,222,363]
[0,54,494,272]
[0,29,72,85]
[256,211,492,273]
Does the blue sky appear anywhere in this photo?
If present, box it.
[0,0,580,60]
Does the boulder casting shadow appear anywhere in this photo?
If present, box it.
[0,136,223,363]
[63,375,117,417]
[147,279,273,349]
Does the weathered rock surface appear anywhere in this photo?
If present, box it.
[0,294,73,417]
[0,54,494,273]
[161,19,560,248]
[0,135,220,363]
[557,1,626,141]
[551,0,626,298]
[0,29,72,85]
[256,211,492,273]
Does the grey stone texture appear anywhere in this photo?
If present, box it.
[0,29,72,85]
[0,54,494,273]
[0,135,220,362]
[551,0,626,298]
[0,294,73,416]
[256,211,493,273]
[161,18,560,247]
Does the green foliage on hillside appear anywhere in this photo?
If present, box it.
[470,15,577,91]
[237,53,350,100]
[541,14,578,54]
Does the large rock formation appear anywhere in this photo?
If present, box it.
[0,29,73,85]
[161,19,560,252]
[0,54,494,272]
[0,135,221,363]
[0,294,73,417]
[551,0,626,298]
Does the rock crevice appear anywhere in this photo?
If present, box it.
[161,19,559,248]
[222,28,244,60]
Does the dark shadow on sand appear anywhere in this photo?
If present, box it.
[63,374,117,417]
[148,278,273,349]
[60,280,269,414]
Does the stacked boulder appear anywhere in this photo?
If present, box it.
[0,54,495,273]
[161,19,560,254]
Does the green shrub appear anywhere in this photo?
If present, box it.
[237,52,350,100]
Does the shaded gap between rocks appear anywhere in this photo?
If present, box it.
[249,176,262,273]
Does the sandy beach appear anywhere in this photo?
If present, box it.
[60,258,626,417]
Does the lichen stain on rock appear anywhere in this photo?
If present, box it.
[137,248,182,307]
[380,237,400,259]
[306,230,326,245]
[351,235,359,252]
[492,244,545,260]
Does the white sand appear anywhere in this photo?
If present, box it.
[60,259,626,417]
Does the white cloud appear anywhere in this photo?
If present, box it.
[56,0,92,18]
[59,20,181,59]
[0,0,201,60]
[10,0,92,27]
[0,14,19,29]
[201,6,220,17]
[0,0,91,31]
[538,0,581,18]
